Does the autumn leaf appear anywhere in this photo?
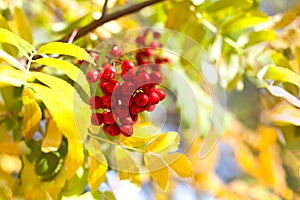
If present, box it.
[41,119,62,153]
[144,153,170,191]
[162,152,192,178]
[21,87,42,140]
[146,132,180,154]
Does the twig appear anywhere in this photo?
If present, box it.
[102,0,109,18]
[58,0,165,42]
[0,111,18,117]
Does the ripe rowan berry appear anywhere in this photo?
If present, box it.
[134,93,148,107]
[88,96,102,109]
[91,113,103,126]
[86,70,99,83]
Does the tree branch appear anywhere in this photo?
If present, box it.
[58,0,165,42]
[101,0,109,17]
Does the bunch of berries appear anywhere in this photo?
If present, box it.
[85,30,169,137]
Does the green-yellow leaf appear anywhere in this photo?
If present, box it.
[246,30,276,46]
[0,28,34,56]
[221,10,269,33]
[162,152,192,178]
[144,153,169,191]
[266,86,300,108]
[88,138,107,192]
[37,42,95,65]
[0,65,25,87]
[270,103,300,126]
[257,65,300,88]
[21,87,42,140]
[147,132,180,154]
[206,0,252,13]
[29,83,84,179]
[270,51,291,69]
[0,49,25,71]
[273,10,297,29]
[13,7,33,44]
[115,146,141,186]
[41,119,62,153]
[34,57,90,95]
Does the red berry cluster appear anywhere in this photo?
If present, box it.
[85,30,169,137]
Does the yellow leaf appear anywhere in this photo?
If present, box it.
[0,142,21,155]
[162,152,192,178]
[88,138,107,192]
[270,102,300,126]
[0,65,25,87]
[41,119,62,153]
[64,138,84,179]
[144,153,169,191]
[34,58,90,96]
[13,7,33,44]
[21,87,42,140]
[115,146,141,187]
[120,122,160,147]
[29,83,85,179]
[0,49,25,71]
[37,42,95,65]
[146,132,179,154]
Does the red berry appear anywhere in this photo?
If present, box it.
[155,88,166,101]
[104,123,120,136]
[103,111,116,124]
[134,93,148,107]
[106,79,120,93]
[120,116,133,125]
[91,113,103,126]
[102,65,117,80]
[110,45,123,57]
[142,84,156,95]
[114,106,129,118]
[150,71,162,84]
[120,125,133,137]
[153,31,161,38]
[101,95,112,108]
[163,57,171,64]
[147,91,160,105]
[88,96,102,109]
[145,104,156,112]
[121,60,135,72]
[129,104,141,115]
[121,70,135,81]
[99,81,108,90]
[121,81,135,96]
[86,70,99,83]
[130,114,138,123]
[136,72,150,87]
[151,64,160,71]
[143,48,154,57]
[136,36,145,45]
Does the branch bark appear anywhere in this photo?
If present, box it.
[58,0,165,43]
[101,0,109,17]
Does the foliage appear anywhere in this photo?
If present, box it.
[0,0,299,199]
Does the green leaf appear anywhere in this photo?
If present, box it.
[0,49,25,71]
[206,0,253,13]
[13,7,33,44]
[162,153,192,178]
[257,65,300,88]
[266,86,300,108]
[21,87,42,141]
[34,58,90,95]
[146,132,180,154]
[144,153,169,191]
[37,42,95,65]
[0,28,34,56]
[221,10,269,33]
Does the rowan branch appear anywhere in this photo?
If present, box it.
[102,0,109,18]
[58,0,165,42]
